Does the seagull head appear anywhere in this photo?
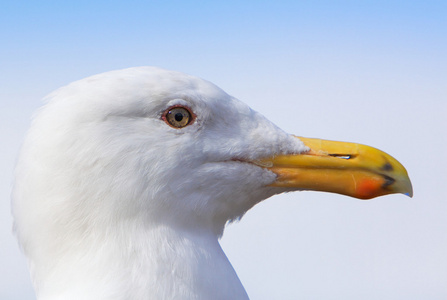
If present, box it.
[12,67,412,299]
[14,67,307,234]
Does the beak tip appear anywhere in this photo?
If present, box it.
[402,179,413,198]
[405,185,414,198]
[404,174,413,198]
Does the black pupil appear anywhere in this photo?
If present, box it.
[174,112,184,122]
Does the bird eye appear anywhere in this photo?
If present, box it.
[163,106,194,128]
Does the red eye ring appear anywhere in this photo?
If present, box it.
[162,105,195,128]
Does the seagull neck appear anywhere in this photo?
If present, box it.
[133,224,249,299]
[36,221,249,299]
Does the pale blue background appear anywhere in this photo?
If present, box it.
[1,1,446,299]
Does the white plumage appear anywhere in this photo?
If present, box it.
[12,67,411,299]
[12,67,306,299]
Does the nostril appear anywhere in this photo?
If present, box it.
[329,154,356,160]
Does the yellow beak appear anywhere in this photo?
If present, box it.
[261,137,413,199]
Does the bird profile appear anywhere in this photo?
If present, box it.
[12,67,412,299]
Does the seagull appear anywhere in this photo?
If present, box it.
[12,67,413,300]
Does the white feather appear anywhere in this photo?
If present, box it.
[12,67,306,299]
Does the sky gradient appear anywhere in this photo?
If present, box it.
[1,1,446,299]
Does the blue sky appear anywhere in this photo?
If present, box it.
[1,1,446,299]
